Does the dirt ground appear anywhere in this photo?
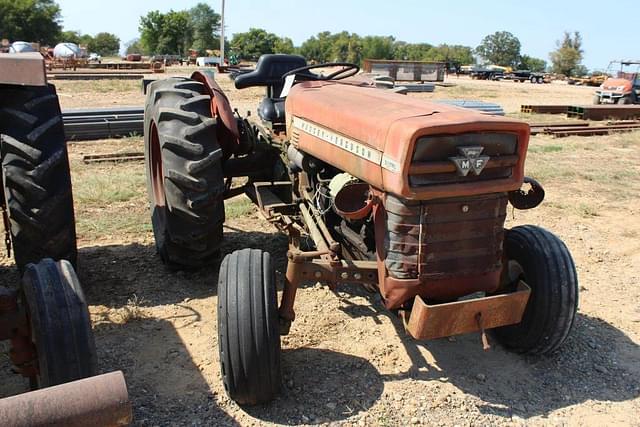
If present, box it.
[0,71,638,426]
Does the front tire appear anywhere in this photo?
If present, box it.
[593,94,602,105]
[22,259,97,387]
[0,84,77,270]
[218,249,281,405]
[144,78,225,268]
[493,225,578,355]
[617,96,631,105]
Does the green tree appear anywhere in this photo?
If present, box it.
[475,31,521,67]
[125,38,144,55]
[393,42,432,61]
[361,35,395,60]
[330,32,361,63]
[87,32,120,56]
[189,2,220,54]
[549,31,584,76]
[519,54,547,72]
[230,28,280,60]
[274,37,295,55]
[299,31,335,63]
[139,9,192,55]
[427,44,474,65]
[0,0,61,45]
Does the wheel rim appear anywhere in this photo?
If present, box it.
[149,122,166,208]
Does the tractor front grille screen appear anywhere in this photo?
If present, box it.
[384,193,507,280]
[410,133,518,186]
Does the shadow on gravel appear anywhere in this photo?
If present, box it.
[339,288,640,420]
[244,348,384,425]
[76,228,288,309]
[93,317,239,426]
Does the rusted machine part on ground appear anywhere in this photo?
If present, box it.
[401,282,531,341]
[0,371,132,427]
[0,287,38,379]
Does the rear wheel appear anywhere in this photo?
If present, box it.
[530,76,536,83]
[493,225,578,355]
[144,78,225,268]
[218,248,281,405]
[0,84,77,270]
[22,258,97,387]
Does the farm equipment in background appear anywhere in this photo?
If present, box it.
[144,54,579,405]
[503,70,550,84]
[0,52,132,425]
[593,60,640,104]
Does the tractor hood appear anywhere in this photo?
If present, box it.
[601,78,632,93]
[285,81,530,200]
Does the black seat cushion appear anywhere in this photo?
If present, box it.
[235,54,307,96]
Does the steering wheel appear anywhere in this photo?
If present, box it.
[282,62,360,82]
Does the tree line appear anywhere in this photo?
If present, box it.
[1,0,587,76]
[0,0,121,55]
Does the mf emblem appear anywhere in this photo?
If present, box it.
[449,146,490,176]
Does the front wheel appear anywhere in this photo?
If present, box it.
[218,248,281,405]
[617,96,631,105]
[593,94,602,105]
[493,225,578,355]
[22,259,97,387]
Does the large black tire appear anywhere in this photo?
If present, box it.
[0,84,77,270]
[22,258,97,388]
[218,249,281,405]
[493,225,578,355]
[144,78,225,268]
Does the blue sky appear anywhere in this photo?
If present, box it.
[56,0,637,70]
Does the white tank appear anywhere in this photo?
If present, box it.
[53,42,81,59]
[9,41,36,53]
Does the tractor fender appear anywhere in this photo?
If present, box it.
[190,70,248,158]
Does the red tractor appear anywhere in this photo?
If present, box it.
[144,54,578,405]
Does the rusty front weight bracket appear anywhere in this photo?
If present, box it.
[401,281,531,342]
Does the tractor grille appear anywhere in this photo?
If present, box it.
[409,133,518,186]
[384,193,507,280]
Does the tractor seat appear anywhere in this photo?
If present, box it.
[235,54,308,98]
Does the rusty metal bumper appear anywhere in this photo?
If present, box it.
[0,371,132,426]
[402,281,531,340]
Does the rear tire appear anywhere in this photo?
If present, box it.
[493,225,578,355]
[0,84,77,270]
[218,248,281,405]
[144,78,225,268]
[22,258,97,387]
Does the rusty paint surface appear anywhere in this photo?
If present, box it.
[0,371,132,427]
[190,70,240,157]
[403,281,531,340]
[375,192,507,308]
[0,53,47,86]
[285,81,529,200]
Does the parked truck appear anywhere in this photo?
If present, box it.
[593,60,640,104]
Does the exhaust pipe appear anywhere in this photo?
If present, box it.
[0,371,132,426]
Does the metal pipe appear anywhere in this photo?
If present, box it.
[0,371,132,427]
